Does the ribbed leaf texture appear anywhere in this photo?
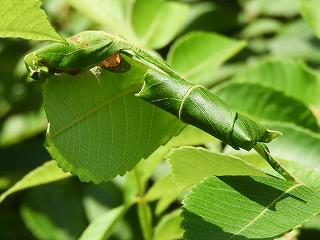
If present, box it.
[182,176,320,240]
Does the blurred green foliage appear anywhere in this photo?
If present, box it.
[1,0,320,239]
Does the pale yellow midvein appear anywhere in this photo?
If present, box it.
[50,85,140,138]
[178,85,202,119]
[227,183,304,240]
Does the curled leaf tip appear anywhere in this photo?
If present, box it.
[262,130,282,143]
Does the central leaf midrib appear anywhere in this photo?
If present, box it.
[50,85,141,138]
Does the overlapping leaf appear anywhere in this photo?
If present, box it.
[182,176,320,240]
[0,0,65,42]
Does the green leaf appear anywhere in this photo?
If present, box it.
[167,147,266,192]
[167,32,246,85]
[240,18,282,38]
[153,210,183,240]
[131,0,189,49]
[300,0,320,38]
[145,173,178,202]
[167,125,218,148]
[214,82,319,132]
[20,182,86,240]
[266,123,320,171]
[138,201,152,240]
[0,161,71,203]
[182,176,320,240]
[65,0,134,39]
[243,0,299,18]
[0,0,65,42]
[79,205,129,240]
[232,58,320,105]
[268,20,320,62]
[44,58,184,183]
[0,108,47,147]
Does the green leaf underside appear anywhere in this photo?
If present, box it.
[44,60,184,183]
[182,176,320,240]
[167,146,266,192]
[300,0,320,39]
[232,58,320,106]
[0,0,65,42]
[214,82,319,132]
[0,161,71,204]
[79,205,128,240]
[167,31,246,85]
[132,0,189,49]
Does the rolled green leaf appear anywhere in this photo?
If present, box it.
[24,31,177,81]
[137,70,280,151]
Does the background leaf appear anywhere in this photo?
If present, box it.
[214,82,319,132]
[0,161,71,203]
[79,205,128,240]
[20,181,86,240]
[131,0,189,49]
[167,31,246,85]
[65,0,134,39]
[300,0,320,38]
[0,0,65,42]
[153,209,183,240]
[231,58,320,106]
[182,176,320,240]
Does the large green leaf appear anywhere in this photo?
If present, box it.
[0,161,71,203]
[167,32,246,85]
[214,82,319,132]
[232,58,320,105]
[167,147,266,192]
[131,0,189,49]
[79,205,128,240]
[44,58,184,183]
[182,176,320,240]
[300,0,320,38]
[0,0,65,42]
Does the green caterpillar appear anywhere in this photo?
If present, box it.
[24,31,297,182]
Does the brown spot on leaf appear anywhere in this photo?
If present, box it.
[100,53,122,69]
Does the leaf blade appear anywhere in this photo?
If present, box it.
[182,176,320,240]
[0,0,65,42]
